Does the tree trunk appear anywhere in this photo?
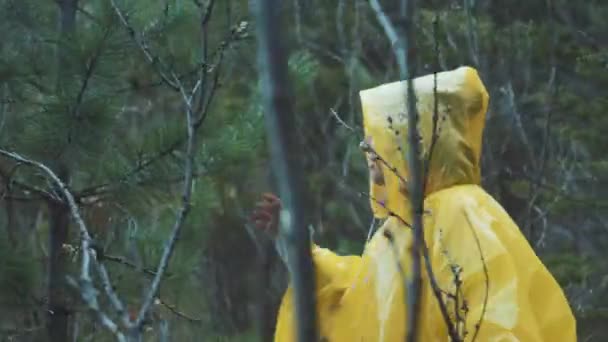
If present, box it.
[252,0,317,340]
[47,194,70,342]
[47,1,78,341]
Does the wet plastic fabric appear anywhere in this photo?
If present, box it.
[274,67,576,341]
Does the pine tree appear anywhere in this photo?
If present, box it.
[0,0,263,339]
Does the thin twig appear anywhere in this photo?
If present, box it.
[419,238,460,340]
[60,25,113,162]
[330,108,358,134]
[94,262,129,326]
[66,277,127,342]
[351,188,412,228]
[194,0,215,115]
[463,212,489,342]
[368,0,407,73]
[109,0,180,91]
[424,15,441,192]
[108,23,246,97]
[0,165,58,202]
[104,254,164,278]
[88,3,206,333]
[366,217,377,242]
[330,108,414,191]
[105,6,212,328]
[133,77,197,329]
[525,0,559,240]
[72,26,112,119]
[368,1,423,340]
[75,40,228,200]
[77,1,240,203]
[383,229,409,327]
[157,297,202,323]
[359,140,409,188]
[0,151,89,276]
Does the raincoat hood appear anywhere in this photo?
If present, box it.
[359,66,489,219]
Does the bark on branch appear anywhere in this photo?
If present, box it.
[252,0,318,340]
[368,0,460,341]
[0,149,127,342]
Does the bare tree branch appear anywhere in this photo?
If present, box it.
[104,254,165,278]
[0,149,126,341]
[109,0,180,91]
[157,297,202,323]
[525,0,559,242]
[360,139,409,188]
[0,164,58,202]
[132,76,197,330]
[424,15,441,190]
[368,1,460,341]
[384,229,410,327]
[463,213,490,342]
[2,1,213,336]
[330,108,358,135]
[105,4,206,331]
[74,16,245,201]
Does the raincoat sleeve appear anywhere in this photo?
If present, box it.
[424,186,576,341]
[273,244,362,341]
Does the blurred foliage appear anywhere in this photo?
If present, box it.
[0,0,606,340]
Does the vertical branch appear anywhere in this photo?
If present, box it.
[525,0,559,242]
[132,79,197,330]
[252,0,317,341]
[108,2,207,335]
[403,61,424,342]
[384,230,410,323]
[463,213,489,342]
[424,14,441,191]
[368,1,423,340]
[369,0,460,341]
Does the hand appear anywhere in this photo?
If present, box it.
[250,192,281,239]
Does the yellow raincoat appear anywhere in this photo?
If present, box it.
[274,66,576,341]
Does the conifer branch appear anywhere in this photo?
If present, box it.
[90,7,221,330]
[109,0,180,91]
[0,149,127,340]
[0,165,58,202]
[75,10,244,201]
[157,297,203,323]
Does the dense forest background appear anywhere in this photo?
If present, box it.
[0,0,606,341]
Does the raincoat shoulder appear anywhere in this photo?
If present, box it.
[423,184,577,341]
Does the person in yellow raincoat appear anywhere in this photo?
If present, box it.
[253,66,576,341]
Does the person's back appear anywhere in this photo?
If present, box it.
[267,66,576,341]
